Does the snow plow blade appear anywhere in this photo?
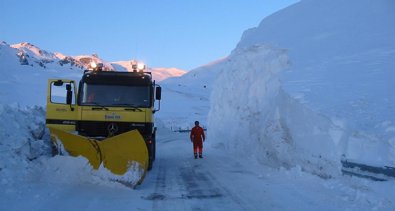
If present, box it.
[48,127,149,183]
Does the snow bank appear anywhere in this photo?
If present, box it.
[0,104,49,185]
[208,45,345,177]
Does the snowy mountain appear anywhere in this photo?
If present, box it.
[2,41,185,80]
[9,42,109,70]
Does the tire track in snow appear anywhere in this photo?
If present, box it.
[151,162,167,210]
[146,129,262,210]
[177,158,256,211]
[149,156,188,211]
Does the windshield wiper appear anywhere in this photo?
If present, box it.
[112,103,143,111]
[84,102,109,110]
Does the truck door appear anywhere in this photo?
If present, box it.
[46,79,78,132]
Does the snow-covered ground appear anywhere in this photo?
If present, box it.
[1,113,394,210]
[1,0,395,210]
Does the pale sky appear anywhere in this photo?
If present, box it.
[0,0,299,70]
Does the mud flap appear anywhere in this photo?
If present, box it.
[48,127,149,185]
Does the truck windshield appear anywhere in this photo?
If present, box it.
[81,83,151,107]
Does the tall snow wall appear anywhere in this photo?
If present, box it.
[208,45,347,177]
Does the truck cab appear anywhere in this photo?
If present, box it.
[46,62,161,170]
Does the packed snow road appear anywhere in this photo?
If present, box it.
[141,128,395,211]
[146,133,259,210]
[1,126,394,210]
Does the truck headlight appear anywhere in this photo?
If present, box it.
[90,61,97,69]
[137,63,146,71]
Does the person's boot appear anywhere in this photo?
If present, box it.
[194,153,198,159]
[199,153,203,158]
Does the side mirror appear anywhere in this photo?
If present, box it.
[54,80,64,86]
[66,84,72,104]
[155,86,162,100]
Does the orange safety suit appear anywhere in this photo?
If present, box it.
[190,126,205,155]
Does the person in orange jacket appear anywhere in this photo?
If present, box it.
[190,121,206,159]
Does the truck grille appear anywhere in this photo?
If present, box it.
[77,121,152,138]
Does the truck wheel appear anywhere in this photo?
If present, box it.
[148,156,153,171]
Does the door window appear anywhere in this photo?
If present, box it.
[50,82,75,104]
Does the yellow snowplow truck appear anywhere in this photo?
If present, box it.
[45,62,161,185]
